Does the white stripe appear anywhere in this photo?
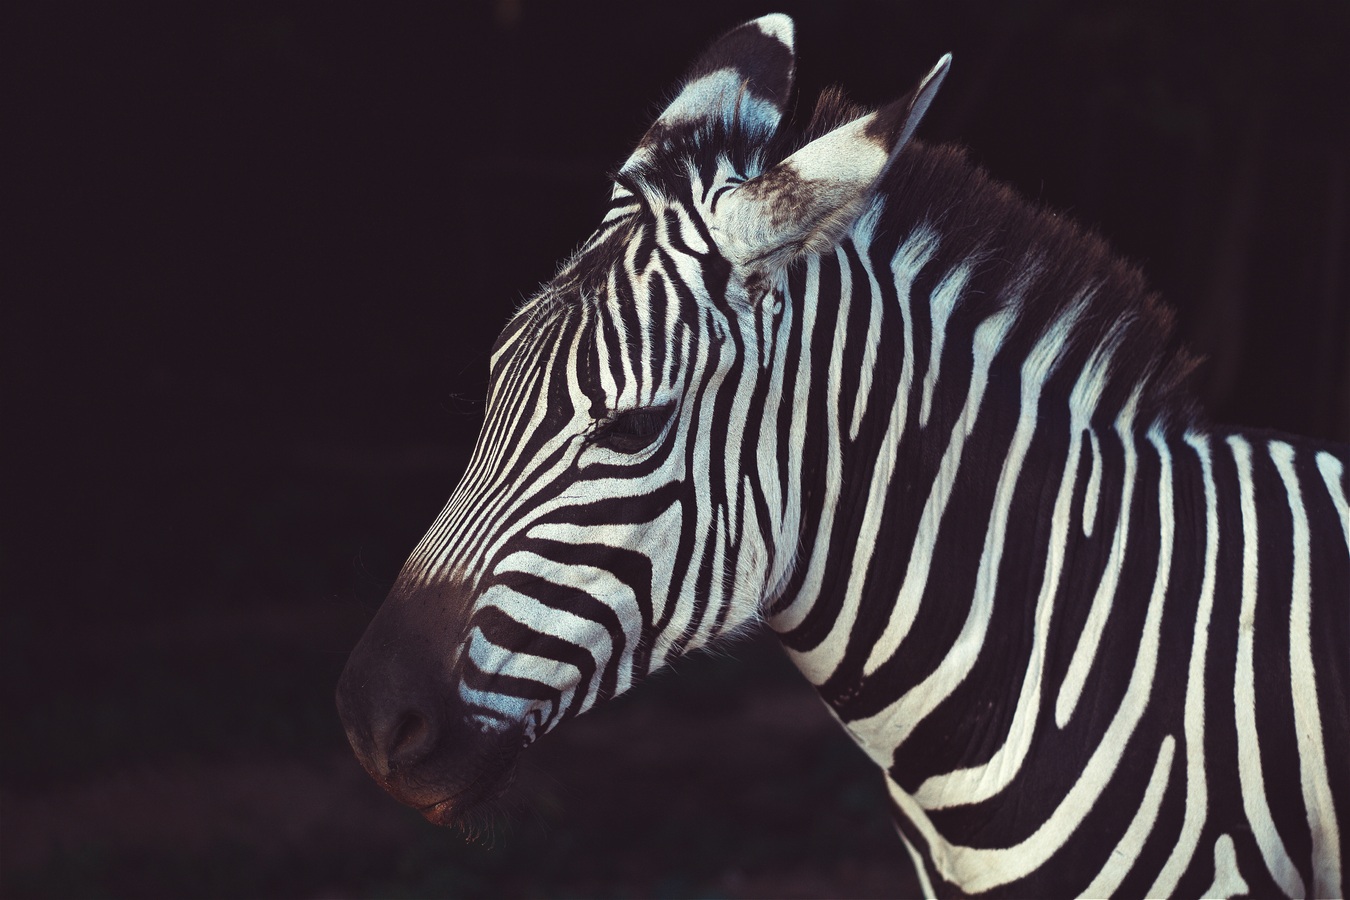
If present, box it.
[728,473,771,629]
[1055,388,1140,728]
[690,508,729,648]
[780,248,857,677]
[1083,428,1101,538]
[847,205,884,442]
[658,330,729,665]
[760,284,797,601]
[1270,440,1342,899]
[918,263,970,428]
[667,198,711,256]
[490,551,643,644]
[768,257,837,635]
[1201,834,1250,898]
[1078,735,1176,898]
[526,507,682,685]
[625,246,655,399]
[1316,451,1349,540]
[857,305,1014,679]
[1146,432,1220,895]
[898,825,938,899]
[1066,320,1118,544]
[458,681,547,732]
[594,298,626,410]
[1228,434,1306,897]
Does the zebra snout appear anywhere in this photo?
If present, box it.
[336,678,521,825]
[336,596,522,825]
[337,686,440,781]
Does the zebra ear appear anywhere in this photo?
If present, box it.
[619,14,796,173]
[711,54,951,274]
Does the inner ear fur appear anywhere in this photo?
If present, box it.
[619,14,798,175]
[710,54,952,275]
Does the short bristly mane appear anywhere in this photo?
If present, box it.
[804,85,1201,440]
[873,137,1203,431]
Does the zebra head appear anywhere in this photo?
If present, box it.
[337,14,949,826]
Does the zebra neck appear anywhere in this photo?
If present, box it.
[762,213,1198,734]
[746,141,1348,894]
[765,218,1128,633]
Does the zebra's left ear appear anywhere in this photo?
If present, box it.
[711,54,951,275]
[619,14,796,174]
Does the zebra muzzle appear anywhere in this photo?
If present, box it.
[336,664,523,825]
[336,587,524,826]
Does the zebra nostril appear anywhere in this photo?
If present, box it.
[386,710,433,766]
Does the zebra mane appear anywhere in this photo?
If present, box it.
[871,137,1204,431]
[799,85,1203,431]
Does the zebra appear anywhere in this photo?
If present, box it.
[336,14,1349,897]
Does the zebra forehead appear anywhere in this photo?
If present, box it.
[552,224,640,298]
[495,288,648,383]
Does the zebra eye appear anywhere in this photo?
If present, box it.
[592,403,674,453]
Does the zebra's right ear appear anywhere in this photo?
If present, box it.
[618,14,796,175]
[710,54,951,276]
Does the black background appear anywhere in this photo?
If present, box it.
[6,1,1348,897]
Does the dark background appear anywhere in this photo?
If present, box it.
[5,1,1347,897]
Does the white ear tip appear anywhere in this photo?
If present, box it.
[925,54,953,90]
[753,13,795,48]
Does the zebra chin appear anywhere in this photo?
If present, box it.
[399,741,522,829]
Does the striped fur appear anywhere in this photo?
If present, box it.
[338,15,1349,896]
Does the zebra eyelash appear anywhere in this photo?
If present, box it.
[586,403,676,454]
